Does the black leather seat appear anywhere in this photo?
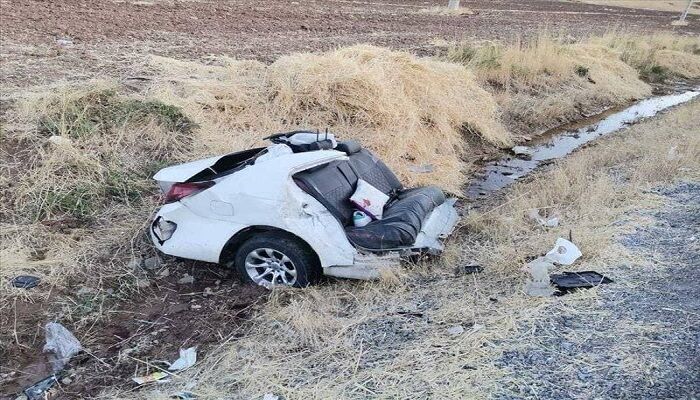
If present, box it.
[294,141,446,250]
[345,186,445,250]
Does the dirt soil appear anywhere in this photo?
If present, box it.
[1,260,267,399]
[2,0,699,91]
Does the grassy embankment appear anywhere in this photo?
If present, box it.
[127,81,700,400]
[1,32,699,397]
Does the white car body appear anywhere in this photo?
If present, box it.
[150,139,459,280]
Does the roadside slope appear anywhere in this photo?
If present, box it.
[121,99,700,399]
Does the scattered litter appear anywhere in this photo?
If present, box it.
[47,135,72,146]
[262,394,280,400]
[136,278,151,289]
[523,257,555,297]
[11,275,41,289]
[168,347,197,371]
[43,322,82,372]
[23,374,60,400]
[132,371,170,385]
[56,38,74,47]
[551,271,613,294]
[178,274,195,284]
[143,256,162,270]
[159,267,170,278]
[447,325,464,336]
[408,163,435,173]
[527,209,560,228]
[396,310,423,318]
[545,238,582,265]
[173,391,197,399]
[511,145,534,158]
[60,376,73,385]
[128,257,143,270]
[456,264,483,275]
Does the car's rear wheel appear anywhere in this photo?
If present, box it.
[233,232,320,288]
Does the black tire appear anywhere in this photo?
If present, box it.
[233,231,321,288]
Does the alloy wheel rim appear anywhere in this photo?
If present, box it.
[244,247,297,288]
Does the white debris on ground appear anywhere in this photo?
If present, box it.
[546,238,582,265]
[168,347,197,371]
[43,323,82,372]
[523,257,556,297]
[47,135,72,146]
[527,208,560,227]
[512,145,534,158]
[523,238,583,296]
[132,371,169,385]
[447,325,465,336]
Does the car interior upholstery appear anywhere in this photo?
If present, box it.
[294,141,447,250]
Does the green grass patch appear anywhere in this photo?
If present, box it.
[39,89,195,139]
[639,64,669,83]
[575,65,589,77]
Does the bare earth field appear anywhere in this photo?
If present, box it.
[1,1,700,399]
[1,0,699,91]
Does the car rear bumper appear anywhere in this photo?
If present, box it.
[150,203,243,263]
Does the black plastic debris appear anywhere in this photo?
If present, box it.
[24,374,60,400]
[550,271,613,295]
[396,310,424,318]
[457,264,484,275]
[11,275,41,289]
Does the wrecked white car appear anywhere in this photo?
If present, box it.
[150,131,459,288]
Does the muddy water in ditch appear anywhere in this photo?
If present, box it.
[467,89,700,199]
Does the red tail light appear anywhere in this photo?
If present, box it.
[163,181,214,204]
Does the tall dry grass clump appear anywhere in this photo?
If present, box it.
[148,45,511,193]
[592,33,700,81]
[0,82,193,287]
[448,34,652,135]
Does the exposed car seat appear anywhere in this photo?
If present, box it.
[293,141,447,250]
[345,186,445,250]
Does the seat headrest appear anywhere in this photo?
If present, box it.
[336,140,361,155]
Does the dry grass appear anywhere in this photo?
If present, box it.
[0,82,192,296]
[121,95,700,400]
[147,45,510,193]
[592,32,700,80]
[447,34,653,135]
